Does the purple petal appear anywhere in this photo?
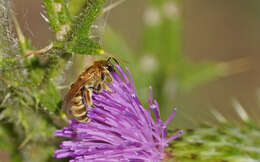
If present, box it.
[54,64,182,161]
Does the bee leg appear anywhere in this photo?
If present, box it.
[103,83,113,93]
[107,73,113,82]
[84,88,94,107]
[101,68,113,82]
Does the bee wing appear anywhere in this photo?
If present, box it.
[62,69,96,112]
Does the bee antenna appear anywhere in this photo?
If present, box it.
[107,57,119,65]
[102,51,128,64]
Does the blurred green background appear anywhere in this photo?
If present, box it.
[12,0,260,126]
[3,0,260,160]
[0,0,260,161]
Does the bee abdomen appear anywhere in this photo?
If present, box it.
[71,104,84,111]
[71,96,82,106]
[70,103,90,123]
[77,116,91,123]
[72,108,87,117]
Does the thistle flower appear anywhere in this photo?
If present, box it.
[54,64,183,162]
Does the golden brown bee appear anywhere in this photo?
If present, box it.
[62,57,118,123]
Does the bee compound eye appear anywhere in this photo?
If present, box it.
[107,65,115,72]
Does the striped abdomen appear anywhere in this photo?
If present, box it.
[69,88,91,123]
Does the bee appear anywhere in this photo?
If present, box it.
[62,57,118,123]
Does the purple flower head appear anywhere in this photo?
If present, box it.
[54,64,182,162]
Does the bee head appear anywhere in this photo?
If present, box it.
[106,57,119,72]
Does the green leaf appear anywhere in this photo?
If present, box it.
[65,0,105,54]
[36,81,61,112]
[0,122,23,162]
[168,123,260,162]
[65,36,102,54]
[43,0,72,40]
[28,67,45,87]
[68,0,88,16]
